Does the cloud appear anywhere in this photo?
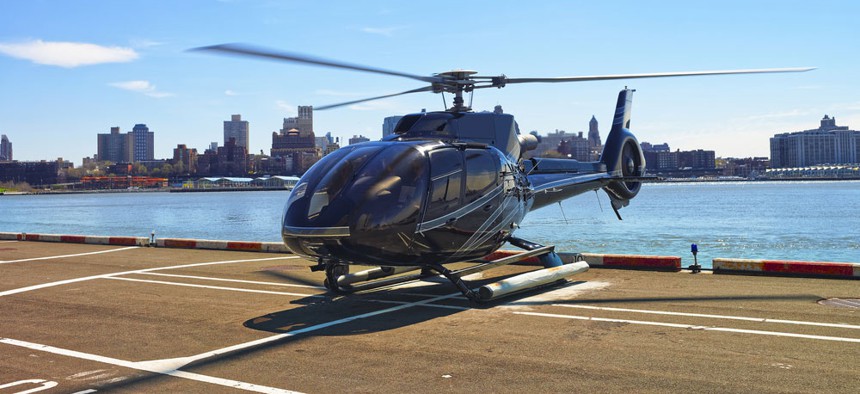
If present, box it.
[361,26,406,37]
[276,100,295,113]
[110,80,173,98]
[225,89,239,96]
[314,89,363,97]
[0,39,138,68]
[129,39,165,48]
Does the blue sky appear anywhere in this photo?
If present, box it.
[1,0,857,164]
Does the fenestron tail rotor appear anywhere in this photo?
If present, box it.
[191,43,815,112]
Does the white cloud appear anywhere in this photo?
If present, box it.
[315,89,363,97]
[361,26,406,37]
[276,100,295,113]
[110,80,173,98]
[130,39,165,48]
[225,89,239,96]
[0,39,138,68]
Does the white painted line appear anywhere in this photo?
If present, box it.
[105,277,323,298]
[139,272,326,290]
[0,240,19,243]
[71,390,98,394]
[171,292,462,367]
[0,246,139,264]
[366,299,470,311]
[0,256,300,297]
[0,338,302,394]
[514,311,860,343]
[553,304,860,330]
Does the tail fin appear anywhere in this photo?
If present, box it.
[599,89,645,201]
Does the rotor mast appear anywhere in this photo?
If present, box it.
[435,70,478,112]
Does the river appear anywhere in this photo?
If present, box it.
[2,181,858,267]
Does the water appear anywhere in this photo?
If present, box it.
[1,182,858,267]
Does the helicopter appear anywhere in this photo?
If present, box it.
[194,44,812,302]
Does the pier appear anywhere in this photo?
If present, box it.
[1,237,858,393]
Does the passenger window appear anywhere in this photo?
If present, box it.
[464,149,498,201]
[425,149,463,220]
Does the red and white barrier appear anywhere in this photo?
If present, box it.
[0,232,19,240]
[482,250,682,271]
[713,258,860,279]
[6,232,149,246]
[156,238,290,253]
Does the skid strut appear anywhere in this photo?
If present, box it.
[317,241,588,302]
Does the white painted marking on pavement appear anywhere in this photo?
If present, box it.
[71,390,98,394]
[0,240,19,243]
[0,256,300,297]
[164,292,463,368]
[140,272,326,290]
[554,304,860,330]
[105,276,323,298]
[514,311,860,343]
[0,338,302,394]
[0,246,138,264]
[0,379,58,393]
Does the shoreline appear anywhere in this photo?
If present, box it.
[3,177,858,196]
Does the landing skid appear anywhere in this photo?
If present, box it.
[315,239,589,303]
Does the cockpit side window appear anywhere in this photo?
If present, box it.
[464,149,499,203]
[424,148,463,221]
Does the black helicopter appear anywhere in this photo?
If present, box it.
[195,44,812,302]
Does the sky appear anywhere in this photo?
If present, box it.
[1,0,858,165]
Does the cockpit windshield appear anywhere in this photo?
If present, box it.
[283,143,429,235]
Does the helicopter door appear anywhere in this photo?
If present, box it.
[423,148,464,224]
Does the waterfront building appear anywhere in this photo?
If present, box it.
[720,157,769,178]
[531,129,590,160]
[556,133,590,161]
[171,144,198,175]
[282,106,314,135]
[770,115,860,168]
[349,135,370,145]
[0,160,63,186]
[678,149,716,170]
[382,116,403,138]
[271,105,318,174]
[97,127,130,163]
[0,134,12,161]
[223,114,249,149]
[130,124,155,162]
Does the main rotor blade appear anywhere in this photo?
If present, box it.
[191,43,444,84]
[503,67,815,84]
[315,86,435,110]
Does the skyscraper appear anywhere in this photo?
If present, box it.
[223,114,250,149]
[0,134,12,161]
[588,115,601,148]
[130,124,154,162]
[97,127,129,163]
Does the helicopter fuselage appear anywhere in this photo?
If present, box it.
[282,136,532,267]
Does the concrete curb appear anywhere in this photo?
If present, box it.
[713,258,860,279]
[156,238,291,253]
[1,232,150,246]
[482,250,682,271]
[1,232,290,253]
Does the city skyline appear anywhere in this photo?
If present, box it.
[1,1,858,164]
